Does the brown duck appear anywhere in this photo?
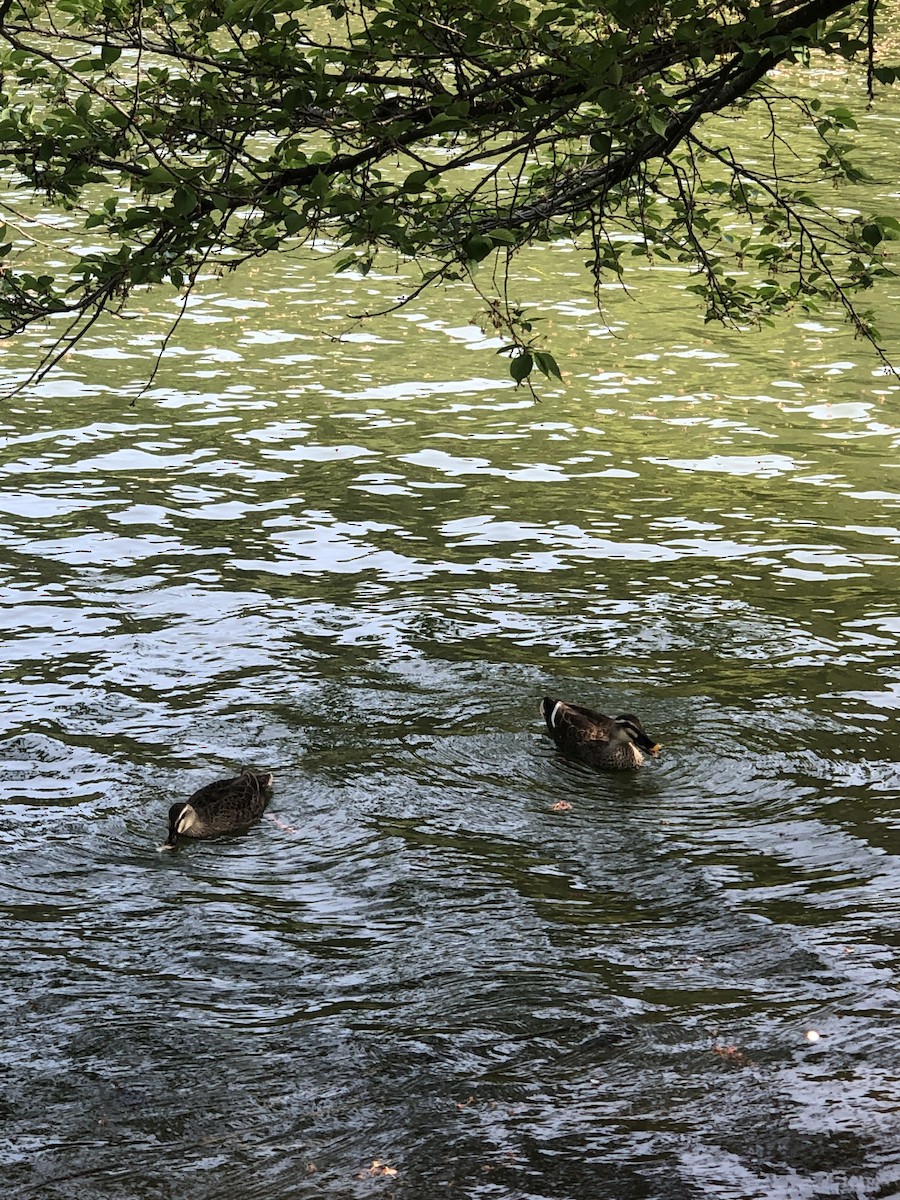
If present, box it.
[161,768,274,849]
[541,697,661,770]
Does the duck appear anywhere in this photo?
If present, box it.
[161,768,274,849]
[541,697,661,770]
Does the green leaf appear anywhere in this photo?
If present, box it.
[827,106,859,129]
[648,110,669,136]
[463,234,494,262]
[509,351,532,384]
[532,350,562,381]
[403,169,433,193]
[282,208,304,234]
[309,171,330,201]
[172,187,197,216]
[141,166,181,190]
[427,114,462,134]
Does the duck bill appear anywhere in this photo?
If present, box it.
[639,738,662,756]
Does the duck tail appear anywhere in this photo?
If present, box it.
[240,767,275,792]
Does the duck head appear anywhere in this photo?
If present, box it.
[161,801,197,850]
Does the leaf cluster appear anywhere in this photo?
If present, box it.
[0,0,893,390]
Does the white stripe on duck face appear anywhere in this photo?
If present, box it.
[177,804,199,834]
[550,701,565,728]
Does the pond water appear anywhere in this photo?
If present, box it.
[3,67,900,1200]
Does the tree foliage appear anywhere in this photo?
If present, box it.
[0,0,896,392]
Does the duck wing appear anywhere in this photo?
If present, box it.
[187,771,273,827]
[541,697,614,743]
[238,770,274,820]
[186,774,246,809]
